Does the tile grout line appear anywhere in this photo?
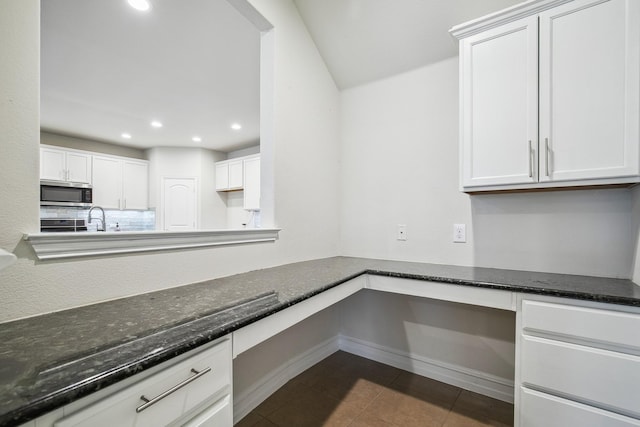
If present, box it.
[440,387,463,427]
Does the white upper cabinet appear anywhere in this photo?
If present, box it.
[215,159,243,191]
[40,145,92,184]
[93,155,148,210]
[452,0,640,192]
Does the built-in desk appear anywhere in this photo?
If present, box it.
[3,257,639,426]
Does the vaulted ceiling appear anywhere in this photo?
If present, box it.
[294,0,523,89]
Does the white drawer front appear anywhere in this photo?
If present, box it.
[521,335,640,418]
[55,338,231,427]
[522,300,640,352]
[182,394,232,427]
[520,387,640,427]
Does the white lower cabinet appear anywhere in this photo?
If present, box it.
[24,336,232,427]
[181,394,232,427]
[520,387,640,427]
[517,297,640,426]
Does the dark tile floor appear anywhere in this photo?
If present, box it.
[236,351,514,427]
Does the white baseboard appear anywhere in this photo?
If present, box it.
[338,335,514,403]
[233,335,340,423]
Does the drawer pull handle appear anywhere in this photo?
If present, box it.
[136,367,211,413]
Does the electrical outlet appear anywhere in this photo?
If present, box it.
[397,224,407,241]
[453,224,466,243]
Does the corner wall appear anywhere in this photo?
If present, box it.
[339,57,634,279]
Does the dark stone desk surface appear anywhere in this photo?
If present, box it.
[1,256,639,426]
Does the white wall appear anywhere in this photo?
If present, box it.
[41,131,147,160]
[0,0,341,323]
[228,145,260,159]
[340,57,635,279]
[338,290,515,383]
[226,191,256,229]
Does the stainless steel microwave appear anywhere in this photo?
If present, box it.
[40,180,93,207]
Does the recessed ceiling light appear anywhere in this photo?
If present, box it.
[151,120,163,128]
[231,123,242,130]
[121,133,132,139]
[127,0,150,11]
[192,136,202,143]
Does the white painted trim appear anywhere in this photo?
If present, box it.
[338,335,515,404]
[232,276,366,358]
[23,228,280,260]
[233,336,340,423]
[449,0,574,40]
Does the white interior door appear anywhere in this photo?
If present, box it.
[163,178,197,231]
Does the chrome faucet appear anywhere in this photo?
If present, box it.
[87,206,106,232]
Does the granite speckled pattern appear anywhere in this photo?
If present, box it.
[1,256,639,426]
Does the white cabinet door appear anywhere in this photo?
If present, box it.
[539,0,640,183]
[40,147,67,181]
[122,160,148,210]
[92,156,122,209]
[460,17,538,189]
[215,163,229,191]
[181,395,232,427]
[228,160,243,190]
[243,156,260,210]
[65,152,92,184]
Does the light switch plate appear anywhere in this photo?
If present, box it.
[453,224,466,243]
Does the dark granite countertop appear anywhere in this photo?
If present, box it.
[1,256,639,426]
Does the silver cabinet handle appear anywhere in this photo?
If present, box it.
[136,367,211,413]
[545,137,550,177]
[528,140,533,178]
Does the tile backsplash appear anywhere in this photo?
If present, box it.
[40,207,156,232]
